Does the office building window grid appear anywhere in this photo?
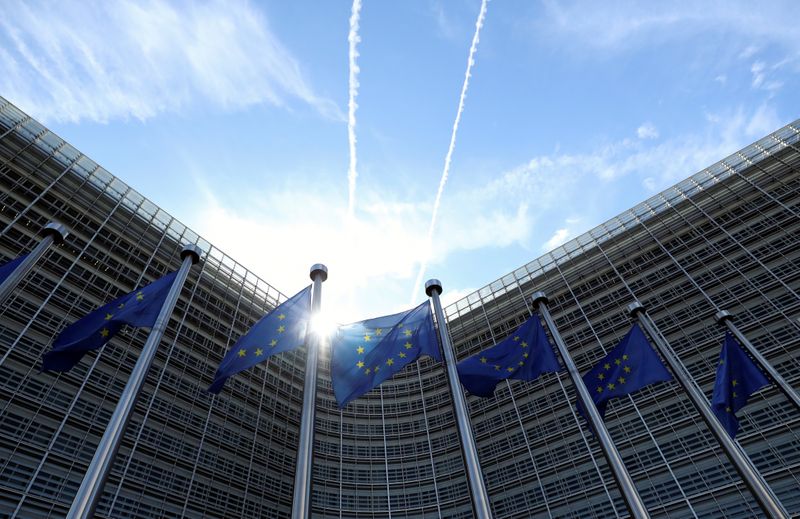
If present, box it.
[1,95,799,518]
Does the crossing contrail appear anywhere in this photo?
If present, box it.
[411,0,489,302]
[346,0,362,217]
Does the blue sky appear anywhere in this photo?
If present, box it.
[2,0,798,323]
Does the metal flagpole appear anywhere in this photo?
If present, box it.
[425,279,492,519]
[67,243,202,519]
[628,302,789,519]
[291,263,327,519]
[0,221,68,305]
[532,292,650,519]
[716,310,800,413]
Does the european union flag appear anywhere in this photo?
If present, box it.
[457,314,560,398]
[331,301,440,407]
[0,253,28,285]
[42,271,178,372]
[580,324,672,419]
[208,285,311,394]
[711,332,770,438]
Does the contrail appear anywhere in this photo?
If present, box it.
[411,0,489,302]
[346,0,362,217]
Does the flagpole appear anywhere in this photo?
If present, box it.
[291,263,327,519]
[628,302,789,519]
[532,292,650,519]
[67,243,202,519]
[425,279,492,519]
[715,310,800,413]
[0,221,68,305]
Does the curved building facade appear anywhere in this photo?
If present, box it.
[0,96,799,518]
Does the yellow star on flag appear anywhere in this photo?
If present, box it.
[270,339,278,347]
[136,292,144,301]
[105,313,113,320]
[364,334,372,342]
[357,361,364,368]
[398,352,407,358]
[255,348,263,356]
[277,325,285,333]
[375,328,383,336]
[357,346,365,354]
[386,358,394,366]
[404,342,412,349]
[100,328,110,338]
[238,349,246,357]
[278,313,286,320]
[480,357,487,363]
[403,329,412,337]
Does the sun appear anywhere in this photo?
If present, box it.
[309,310,339,340]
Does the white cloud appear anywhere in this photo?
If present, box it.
[537,1,800,53]
[751,61,766,88]
[542,228,570,251]
[714,75,727,85]
[191,173,533,323]
[187,104,786,320]
[637,122,659,140]
[0,0,341,123]
[739,45,759,59]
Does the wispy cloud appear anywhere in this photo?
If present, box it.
[637,122,659,140]
[0,0,342,123]
[187,105,786,320]
[411,0,489,303]
[542,228,570,251]
[190,177,529,323]
[537,1,800,52]
[346,0,362,217]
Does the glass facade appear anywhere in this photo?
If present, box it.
[0,95,798,518]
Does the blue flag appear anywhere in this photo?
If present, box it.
[580,324,672,419]
[711,332,770,438]
[208,285,311,394]
[457,314,560,397]
[331,301,440,407]
[0,253,28,285]
[42,271,178,372]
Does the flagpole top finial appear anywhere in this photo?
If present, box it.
[42,221,68,244]
[425,279,442,297]
[627,301,646,317]
[181,244,203,264]
[715,310,733,324]
[310,264,328,282]
[531,291,549,307]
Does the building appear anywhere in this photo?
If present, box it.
[0,95,798,518]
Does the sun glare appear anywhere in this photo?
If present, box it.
[310,311,339,340]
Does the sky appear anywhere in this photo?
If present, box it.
[1,0,799,324]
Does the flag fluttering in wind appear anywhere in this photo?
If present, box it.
[208,285,312,394]
[331,301,440,407]
[457,314,560,398]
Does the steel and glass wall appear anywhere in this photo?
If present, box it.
[1,94,799,518]
[444,120,800,518]
[0,97,303,518]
